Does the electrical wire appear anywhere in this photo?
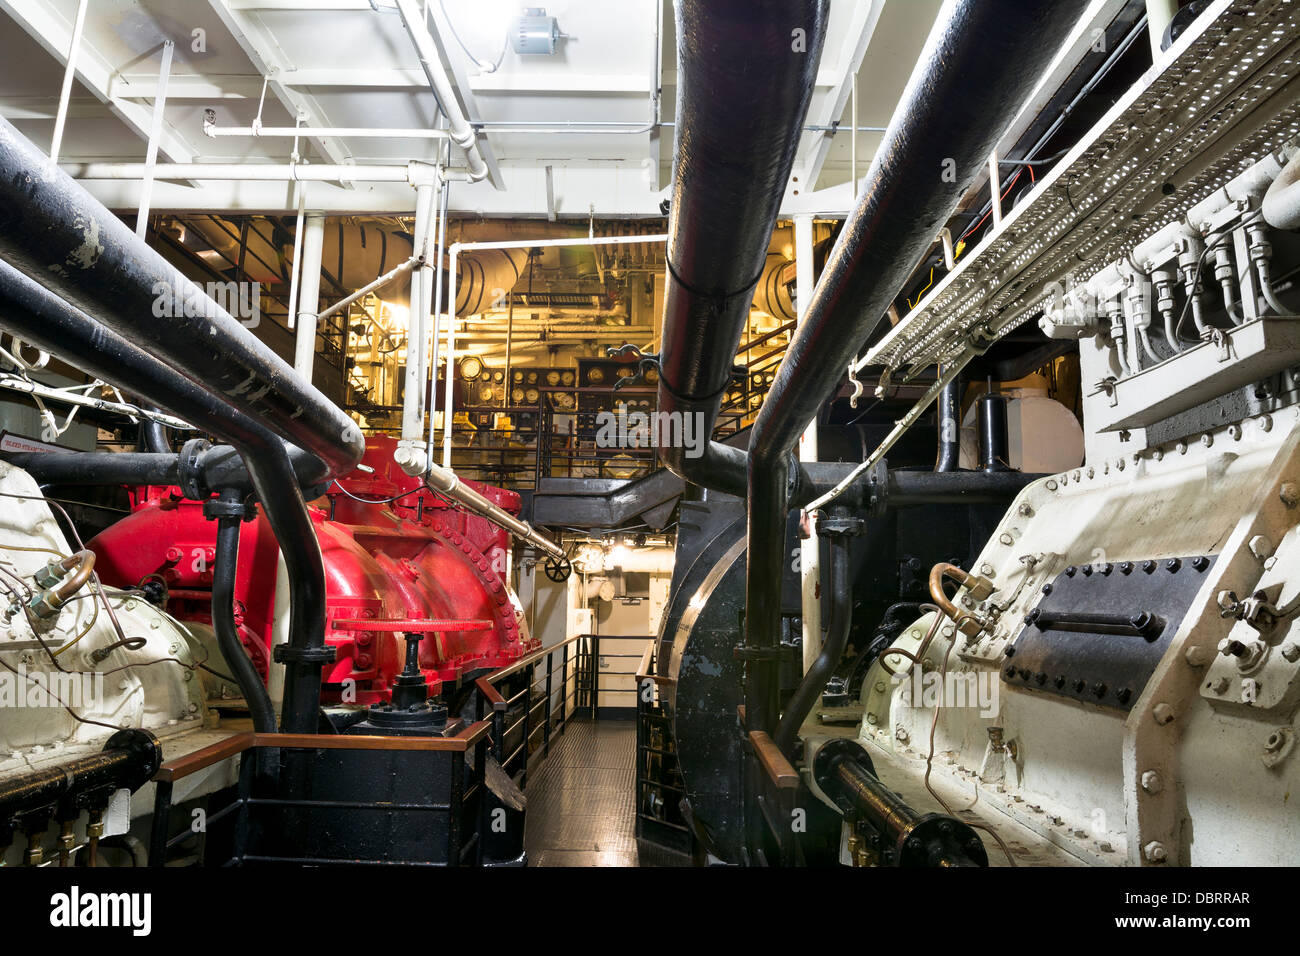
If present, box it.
[436,0,508,73]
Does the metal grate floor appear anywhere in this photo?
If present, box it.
[524,720,642,867]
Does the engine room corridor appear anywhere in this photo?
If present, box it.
[523,720,641,867]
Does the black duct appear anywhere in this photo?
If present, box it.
[653,0,829,497]
[743,0,1091,737]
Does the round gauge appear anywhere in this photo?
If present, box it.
[480,386,495,403]
[751,373,763,388]
[555,393,574,409]
[493,370,504,383]
[460,356,483,380]
[644,367,658,384]
[527,371,539,384]
[546,370,561,386]
[561,371,575,385]
[750,394,763,408]
[513,370,524,383]
[588,367,605,384]
[512,387,525,403]
[525,388,540,403]
[764,372,775,384]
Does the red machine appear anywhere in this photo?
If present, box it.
[89,435,536,704]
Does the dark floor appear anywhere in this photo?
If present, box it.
[523,719,642,866]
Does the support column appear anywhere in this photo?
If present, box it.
[794,213,822,675]
[396,182,435,474]
[292,213,325,381]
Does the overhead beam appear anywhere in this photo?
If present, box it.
[0,0,196,162]
[206,0,355,168]
[796,0,885,189]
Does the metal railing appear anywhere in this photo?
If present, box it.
[472,631,600,784]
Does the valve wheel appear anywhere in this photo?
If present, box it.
[544,555,573,583]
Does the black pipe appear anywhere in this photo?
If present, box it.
[774,515,857,755]
[653,0,829,497]
[0,730,160,821]
[814,738,987,867]
[5,452,180,487]
[0,251,332,734]
[936,371,963,472]
[139,415,171,455]
[0,117,364,480]
[2,445,326,497]
[207,490,277,733]
[978,388,1010,473]
[744,0,1089,736]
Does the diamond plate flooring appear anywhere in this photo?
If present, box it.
[524,719,641,867]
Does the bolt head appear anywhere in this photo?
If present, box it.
[1143,841,1168,863]
[1140,770,1163,793]
[1152,702,1175,725]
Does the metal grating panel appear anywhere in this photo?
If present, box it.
[859,0,1300,387]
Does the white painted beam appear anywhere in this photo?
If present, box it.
[796,0,885,188]
[206,0,355,167]
[0,0,196,162]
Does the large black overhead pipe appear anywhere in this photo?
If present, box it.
[0,262,331,733]
[743,0,1090,737]
[0,117,364,480]
[653,0,829,498]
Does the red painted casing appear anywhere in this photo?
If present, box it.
[88,436,535,704]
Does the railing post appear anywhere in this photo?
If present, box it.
[590,634,600,720]
[492,702,506,762]
[148,778,173,868]
[520,661,533,787]
[544,648,553,756]
[560,642,569,733]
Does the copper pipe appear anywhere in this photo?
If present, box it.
[928,562,971,623]
[51,549,95,607]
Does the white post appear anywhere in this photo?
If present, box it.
[134,40,174,238]
[987,152,1002,230]
[292,214,325,381]
[794,213,821,675]
[49,0,89,164]
[397,183,435,471]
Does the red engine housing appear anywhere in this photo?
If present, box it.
[88,436,535,704]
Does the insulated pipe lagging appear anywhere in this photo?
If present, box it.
[653,0,829,495]
[743,0,1090,735]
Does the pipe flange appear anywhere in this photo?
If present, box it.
[201,495,257,522]
[816,514,867,538]
[273,644,337,665]
[177,438,212,501]
[103,728,163,793]
[813,737,875,787]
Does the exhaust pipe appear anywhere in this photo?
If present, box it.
[654,0,829,497]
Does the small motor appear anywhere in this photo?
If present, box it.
[510,8,566,55]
